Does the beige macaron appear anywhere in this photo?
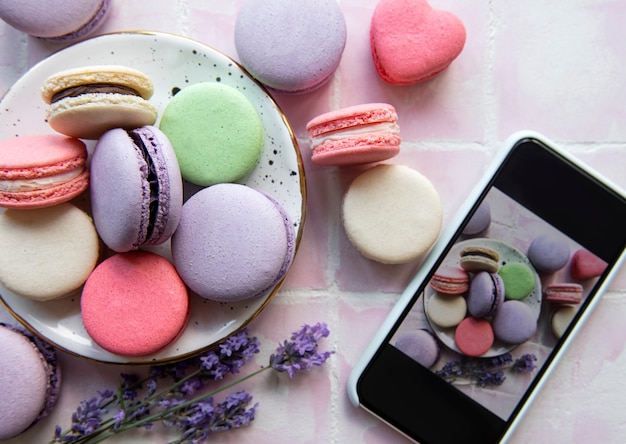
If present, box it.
[41,65,157,139]
[0,203,100,300]
[342,164,442,264]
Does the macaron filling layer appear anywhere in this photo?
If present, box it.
[310,122,400,149]
[0,167,83,192]
[51,83,140,103]
[128,129,161,244]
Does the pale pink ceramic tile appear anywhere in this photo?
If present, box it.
[338,0,490,141]
[283,153,332,290]
[187,1,243,57]
[494,1,626,141]
[99,0,182,35]
[272,83,338,139]
[335,299,411,443]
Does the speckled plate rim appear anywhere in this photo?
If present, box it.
[424,238,542,358]
[0,31,307,365]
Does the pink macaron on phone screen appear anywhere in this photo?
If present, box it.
[352,135,626,443]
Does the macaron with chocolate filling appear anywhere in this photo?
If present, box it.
[40,65,157,139]
[459,245,500,273]
[90,126,183,252]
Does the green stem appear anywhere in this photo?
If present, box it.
[85,366,271,444]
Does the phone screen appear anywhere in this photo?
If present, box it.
[356,137,626,443]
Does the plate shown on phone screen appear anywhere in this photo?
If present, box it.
[424,238,542,357]
[0,31,305,364]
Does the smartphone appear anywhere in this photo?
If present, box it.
[347,131,626,443]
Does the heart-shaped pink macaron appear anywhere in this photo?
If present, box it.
[370,0,466,85]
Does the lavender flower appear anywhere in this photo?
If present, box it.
[511,353,538,373]
[435,352,538,388]
[51,324,332,444]
[270,322,334,378]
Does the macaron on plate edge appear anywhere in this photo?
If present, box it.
[423,238,542,357]
[0,31,306,365]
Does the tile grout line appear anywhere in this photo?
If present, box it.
[483,0,499,149]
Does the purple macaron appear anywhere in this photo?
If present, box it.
[492,300,537,344]
[394,329,440,368]
[171,184,296,302]
[90,126,183,253]
[467,271,504,318]
[527,234,570,273]
[0,0,110,43]
[0,323,60,440]
[462,201,491,236]
[234,0,347,94]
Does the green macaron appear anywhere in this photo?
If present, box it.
[498,263,535,300]
[159,82,264,186]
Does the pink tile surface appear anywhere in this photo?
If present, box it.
[0,1,625,443]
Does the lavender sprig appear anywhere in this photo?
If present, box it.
[435,353,538,387]
[51,323,333,444]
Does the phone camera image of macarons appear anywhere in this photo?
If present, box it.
[492,300,538,345]
[171,183,296,302]
[459,245,500,273]
[570,248,607,281]
[466,271,504,318]
[90,126,183,253]
[394,329,440,368]
[159,82,264,186]
[462,201,491,237]
[305,103,401,166]
[235,0,347,94]
[0,134,89,209]
[342,164,442,264]
[527,234,570,274]
[81,251,190,357]
[40,65,158,139]
[0,0,111,43]
[426,292,467,328]
[497,262,535,301]
[544,283,583,305]
[0,323,61,440]
[454,317,494,357]
[429,266,470,295]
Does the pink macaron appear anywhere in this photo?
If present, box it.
[370,0,466,85]
[570,249,607,281]
[544,283,583,305]
[0,0,110,43]
[306,103,401,166]
[81,251,189,357]
[0,134,89,209]
[429,266,470,295]
[454,317,494,357]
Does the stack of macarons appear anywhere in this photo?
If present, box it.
[0,62,297,360]
[426,242,540,357]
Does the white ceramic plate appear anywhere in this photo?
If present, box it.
[424,238,541,357]
[0,31,305,364]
